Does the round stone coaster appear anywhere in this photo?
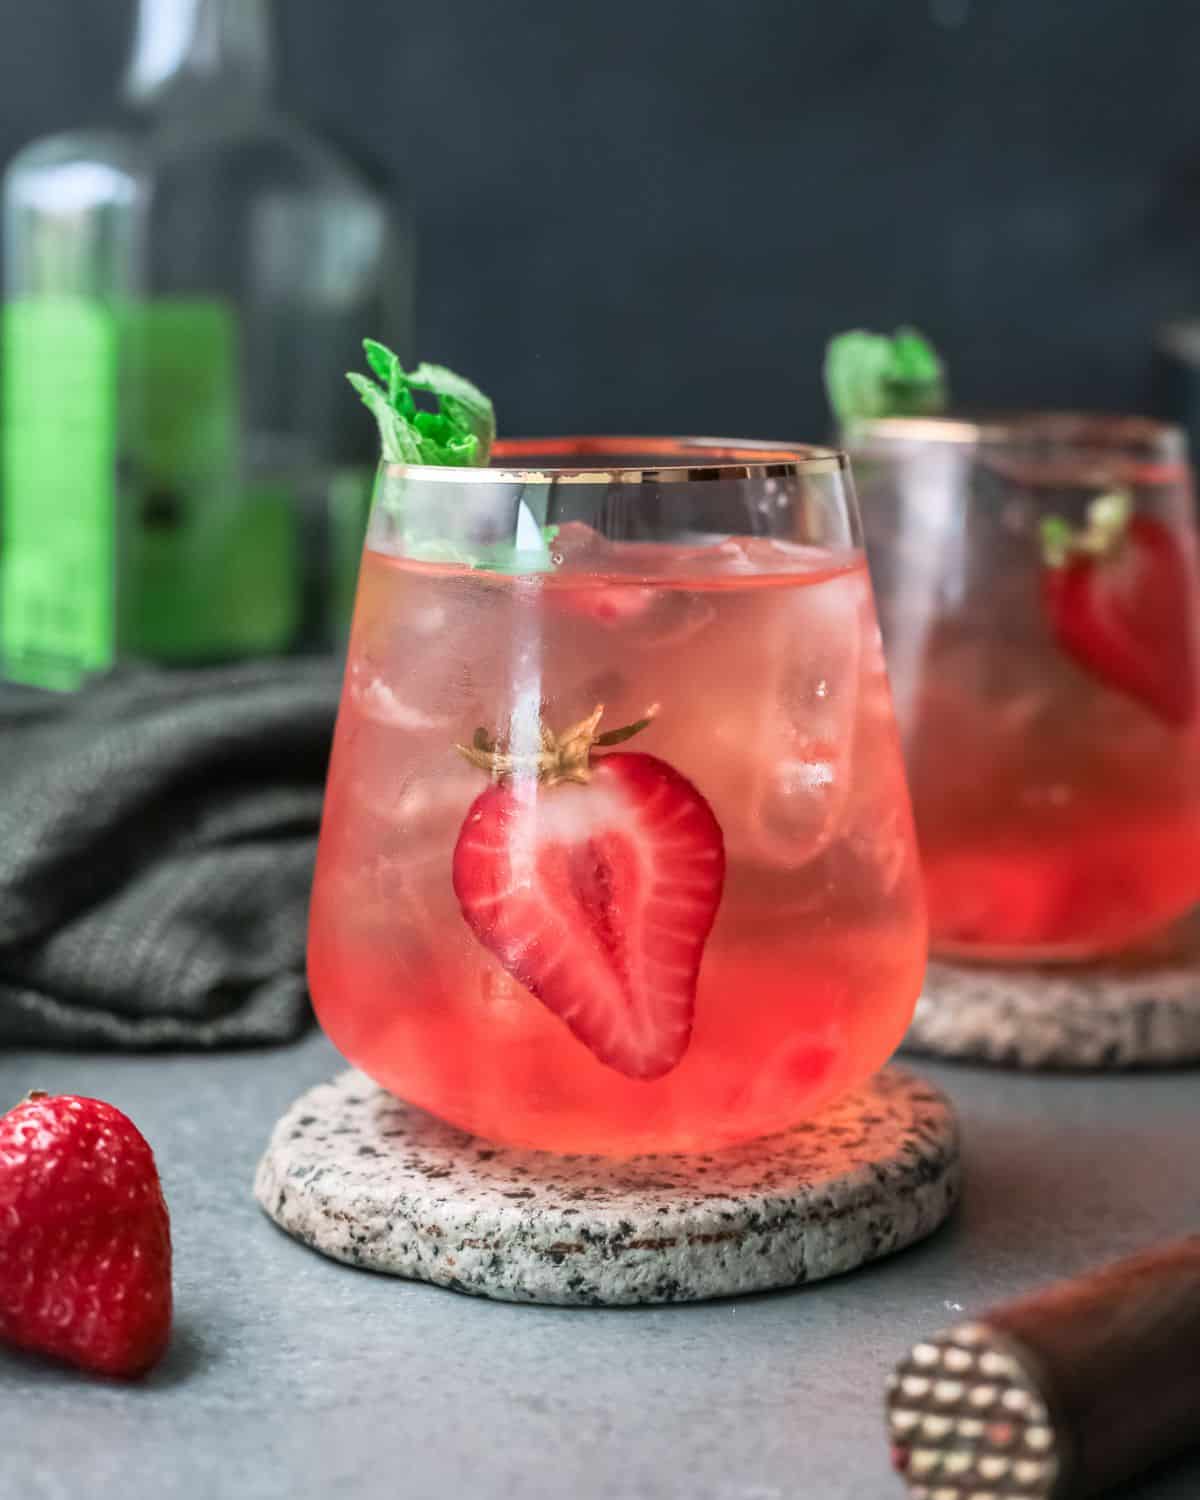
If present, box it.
[254,1066,960,1306]
[905,945,1200,1070]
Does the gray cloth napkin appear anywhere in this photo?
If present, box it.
[0,659,342,1049]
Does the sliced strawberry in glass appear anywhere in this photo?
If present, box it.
[1040,495,1198,728]
[451,708,725,1080]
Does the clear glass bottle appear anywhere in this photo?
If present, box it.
[2,0,412,688]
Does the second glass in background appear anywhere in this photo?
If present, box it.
[849,413,1200,963]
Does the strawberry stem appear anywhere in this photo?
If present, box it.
[11,1090,50,1113]
[595,710,659,746]
[1041,490,1132,569]
[457,704,658,786]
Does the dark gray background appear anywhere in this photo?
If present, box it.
[6,0,1200,439]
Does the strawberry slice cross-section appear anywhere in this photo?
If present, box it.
[1040,491,1198,729]
[452,705,725,1081]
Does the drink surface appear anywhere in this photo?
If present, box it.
[867,453,1200,961]
[309,530,926,1154]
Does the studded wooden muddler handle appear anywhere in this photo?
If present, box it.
[885,1236,1200,1500]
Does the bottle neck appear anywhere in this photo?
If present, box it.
[123,0,273,113]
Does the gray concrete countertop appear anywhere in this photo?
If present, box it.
[1,1034,1197,1500]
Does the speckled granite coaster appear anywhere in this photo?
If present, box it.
[254,1067,959,1305]
[905,949,1200,1070]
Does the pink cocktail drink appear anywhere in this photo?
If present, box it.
[912,652,1200,960]
[309,440,926,1155]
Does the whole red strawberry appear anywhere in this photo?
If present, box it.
[1040,491,1198,728]
[453,704,725,1080]
[0,1093,172,1378]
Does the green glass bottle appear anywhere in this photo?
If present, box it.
[2,0,413,688]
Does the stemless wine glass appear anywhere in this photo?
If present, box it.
[308,437,926,1154]
[848,413,1200,964]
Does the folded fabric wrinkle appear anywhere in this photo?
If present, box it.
[0,659,342,1049]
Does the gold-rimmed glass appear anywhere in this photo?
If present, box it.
[308,437,926,1153]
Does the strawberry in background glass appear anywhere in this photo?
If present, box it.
[1040,490,1197,730]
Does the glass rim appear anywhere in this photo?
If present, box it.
[842,410,1187,457]
[379,435,850,485]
